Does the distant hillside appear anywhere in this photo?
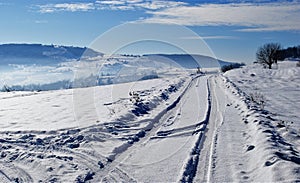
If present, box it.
[0,44,102,65]
[144,54,235,69]
[0,44,235,68]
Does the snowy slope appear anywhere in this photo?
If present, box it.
[0,74,193,182]
[225,61,300,152]
[217,61,300,182]
[205,75,299,182]
[0,59,299,182]
[0,44,101,65]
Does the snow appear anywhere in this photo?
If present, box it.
[0,73,194,182]
[225,61,300,152]
[0,76,188,131]
[221,61,300,182]
[112,76,209,182]
[0,60,299,182]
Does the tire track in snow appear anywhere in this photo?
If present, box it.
[179,77,211,182]
[184,75,226,183]
[96,75,205,182]
[0,169,11,183]
[0,162,33,183]
[206,76,226,182]
[151,121,206,139]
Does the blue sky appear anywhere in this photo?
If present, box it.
[0,0,299,63]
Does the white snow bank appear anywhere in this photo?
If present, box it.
[225,61,300,152]
[221,61,300,181]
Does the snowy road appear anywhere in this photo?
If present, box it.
[96,75,210,182]
[0,69,299,182]
[95,75,247,182]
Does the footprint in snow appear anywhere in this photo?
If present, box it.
[246,145,255,152]
[264,156,278,166]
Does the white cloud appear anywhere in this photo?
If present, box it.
[95,0,187,11]
[126,0,144,3]
[133,1,187,10]
[35,1,300,32]
[37,0,187,13]
[38,3,95,13]
[183,35,238,40]
[96,1,135,11]
[141,2,300,32]
[96,0,125,5]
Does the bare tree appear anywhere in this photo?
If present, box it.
[256,43,281,69]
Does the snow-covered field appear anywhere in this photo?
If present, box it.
[0,60,299,182]
[225,61,300,153]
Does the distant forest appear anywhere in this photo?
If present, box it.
[278,45,300,60]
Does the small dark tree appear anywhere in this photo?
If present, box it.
[2,84,11,92]
[256,43,281,69]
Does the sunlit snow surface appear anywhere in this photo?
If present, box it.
[0,60,299,182]
[225,61,300,152]
[0,76,188,131]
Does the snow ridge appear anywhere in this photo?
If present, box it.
[222,75,300,181]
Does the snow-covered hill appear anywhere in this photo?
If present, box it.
[144,54,231,69]
[0,44,229,91]
[0,60,299,182]
[0,44,101,65]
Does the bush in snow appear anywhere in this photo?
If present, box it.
[296,61,300,67]
[221,63,245,73]
[249,92,266,110]
[276,120,293,131]
[129,91,141,104]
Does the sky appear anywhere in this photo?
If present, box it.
[0,0,299,63]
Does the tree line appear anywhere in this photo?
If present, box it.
[278,45,300,60]
[256,43,300,69]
